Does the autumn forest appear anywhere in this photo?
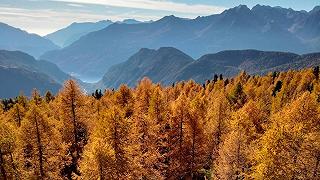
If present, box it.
[1,68,320,180]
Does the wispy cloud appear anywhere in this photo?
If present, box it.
[67,3,85,7]
[0,0,226,36]
[0,6,159,35]
[52,0,226,14]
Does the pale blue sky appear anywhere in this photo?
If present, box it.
[0,0,319,35]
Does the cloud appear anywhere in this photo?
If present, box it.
[67,3,85,7]
[0,7,160,35]
[0,0,226,35]
[52,0,226,15]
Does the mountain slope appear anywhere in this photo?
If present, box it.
[0,50,78,98]
[99,48,320,88]
[45,20,113,47]
[173,50,300,83]
[99,47,194,88]
[261,53,320,73]
[0,50,70,84]
[41,5,320,80]
[0,66,61,98]
[0,22,58,57]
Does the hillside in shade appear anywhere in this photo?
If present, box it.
[41,5,320,79]
[0,22,58,57]
[0,50,73,98]
[99,47,194,88]
[0,66,61,98]
[99,48,320,88]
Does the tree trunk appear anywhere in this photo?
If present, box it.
[313,155,320,178]
[34,113,45,178]
[16,106,21,127]
[9,151,18,179]
[0,149,7,180]
[71,96,78,147]
[191,125,196,176]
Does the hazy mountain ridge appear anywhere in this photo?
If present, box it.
[99,48,320,88]
[45,20,113,47]
[173,50,301,83]
[41,4,320,80]
[0,50,71,84]
[0,22,58,58]
[45,19,144,47]
[99,47,194,88]
[0,66,61,98]
[0,50,77,98]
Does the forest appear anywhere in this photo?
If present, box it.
[1,67,320,180]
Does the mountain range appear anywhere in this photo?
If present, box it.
[45,20,114,47]
[45,19,144,48]
[0,22,59,58]
[41,4,320,80]
[0,50,73,98]
[98,48,320,88]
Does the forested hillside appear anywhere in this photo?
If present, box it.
[1,68,320,179]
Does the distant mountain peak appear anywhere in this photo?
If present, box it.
[122,19,141,24]
[158,46,179,51]
[222,4,251,15]
[158,15,181,22]
[310,6,320,14]
[236,4,249,10]
[137,48,156,54]
[234,4,250,12]
[252,4,272,10]
[98,20,113,23]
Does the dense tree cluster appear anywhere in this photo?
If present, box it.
[1,68,320,179]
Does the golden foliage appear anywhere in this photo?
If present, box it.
[1,68,320,179]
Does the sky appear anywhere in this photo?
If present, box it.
[0,0,319,36]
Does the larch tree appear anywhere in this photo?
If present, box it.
[205,92,231,173]
[148,86,170,179]
[114,85,134,118]
[168,93,192,179]
[8,103,25,127]
[19,91,64,179]
[253,92,320,179]
[81,106,135,179]
[0,119,18,179]
[58,80,88,179]
[215,100,264,179]
[132,78,163,179]
[186,93,207,178]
